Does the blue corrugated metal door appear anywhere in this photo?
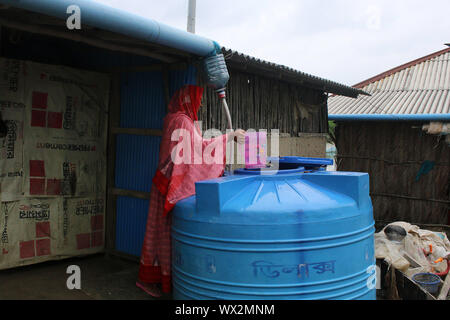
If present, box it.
[114,66,197,257]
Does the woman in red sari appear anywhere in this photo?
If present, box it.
[137,84,245,297]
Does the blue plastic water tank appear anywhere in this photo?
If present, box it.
[172,158,376,300]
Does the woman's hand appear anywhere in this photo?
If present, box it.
[232,129,246,144]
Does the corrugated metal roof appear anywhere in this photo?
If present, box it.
[329,47,450,115]
[222,48,367,98]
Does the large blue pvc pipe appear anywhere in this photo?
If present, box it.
[0,0,219,57]
[329,114,450,122]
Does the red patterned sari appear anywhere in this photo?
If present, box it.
[137,85,228,296]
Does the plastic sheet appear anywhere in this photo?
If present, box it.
[375,222,450,277]
[0,57,109,270]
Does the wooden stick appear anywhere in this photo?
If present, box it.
[105,75,120,252]
[371,193,450,205]
[109,188,150,200]
[111,127,163,137]
[438,272,450,300]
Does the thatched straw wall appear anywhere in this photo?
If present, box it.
[198,69,328,135]
[335,122,450,226]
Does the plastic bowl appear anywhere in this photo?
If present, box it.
[412,273,441,294]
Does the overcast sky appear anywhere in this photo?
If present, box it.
[95,0,449,86]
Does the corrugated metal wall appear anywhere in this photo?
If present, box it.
[115,197,150,256]
[169,66,198,96]
[119,72,166,130]
[114,66,197,256]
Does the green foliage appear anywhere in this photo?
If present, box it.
[327,120,336,144]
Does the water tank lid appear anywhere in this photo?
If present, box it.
[268,156,333,167]
[233,167,305,175]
